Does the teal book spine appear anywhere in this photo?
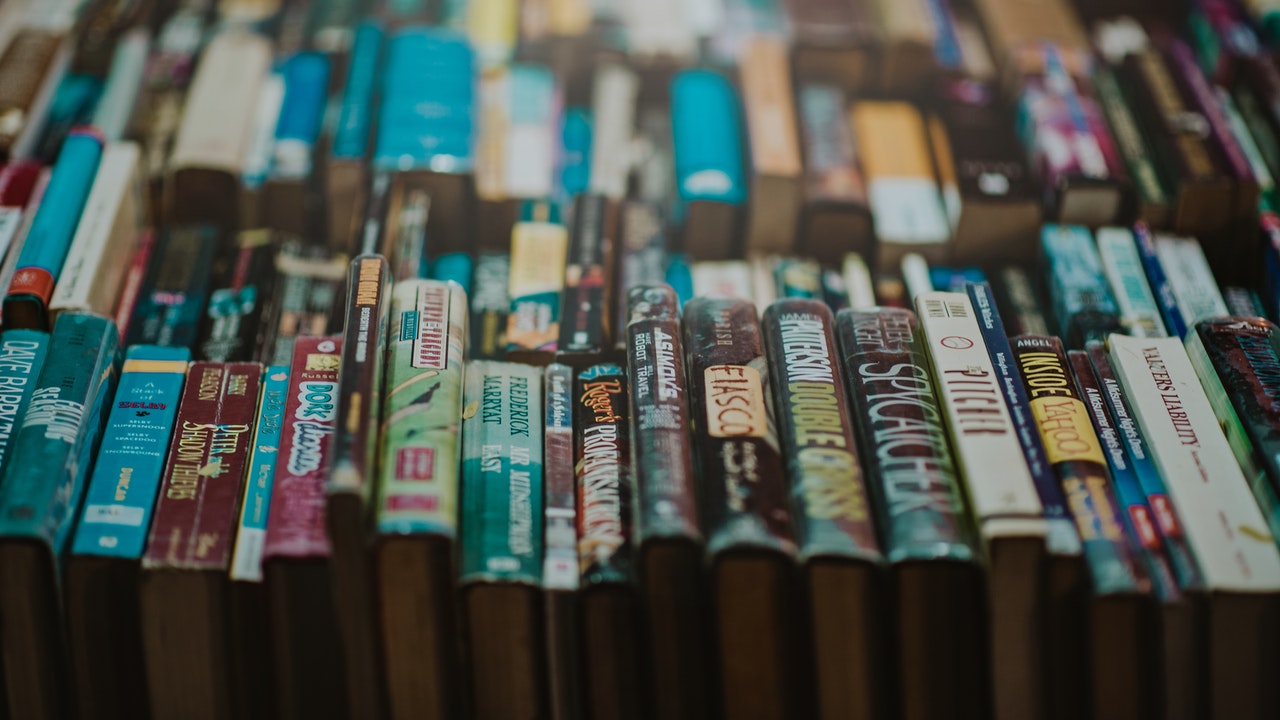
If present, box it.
[0,329,49,477]
[459,360,544,585]
[670,69,747,209]
[0,312,118,555]
[332,21,384,160]
[229,365,289,582]
[72,345,190,560]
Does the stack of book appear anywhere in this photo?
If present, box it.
[0,0,1279,719]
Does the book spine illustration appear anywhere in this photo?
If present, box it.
[143,361,262,570]
[73,345,189,560]
[575,362,633,586]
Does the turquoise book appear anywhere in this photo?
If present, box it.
[332,21,384,161]
[670,69,747,207]
[0,311,118,719]
[72,345,191,559]
[230,365,290,582]
[0,329,49,478]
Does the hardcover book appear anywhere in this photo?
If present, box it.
[1095,227,1168,338]
[139,361,262,720]
[0,311,117,720]
[557,193,615,364]
[671,69,746,260]
[740,35,802,256]
[542,362,580,720]
[67,345,187,720]
[375,279,467,720]
[0,328,47,478]
[263,51,330,239]
[796,84,873,266]
[470,251,511,360]
[197,229,277,362]
[126,224,220,350]
[506,202,569,365]
[1040,224,1123,348]
[327,21,382,254]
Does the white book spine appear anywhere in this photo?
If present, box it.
[169,30,272,174]
[588,63,638,200]
[92,28,150,142]
[241,72,286,187]
[842,252,876,309]
[1155,234,1229,330]
[1108,333,1280,591]
[1096,226,1168,338]
[50,142,143,316]
[691,260,753,301]
[916,291,1046,540]
[748,254,776,313]
[624,0,697,62]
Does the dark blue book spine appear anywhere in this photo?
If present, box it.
[1133,223,1188,339]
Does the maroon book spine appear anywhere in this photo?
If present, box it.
[143,362,263,570]
[263,335,343,560]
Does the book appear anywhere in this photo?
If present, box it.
[259,242,348,366]
[690,260,754,301]
[65,345,185,720]
[471,251,510,360]
[1095,227,1168,338]
[263,51,330,239]
[915,290,1048,720]
[468,0,519,67]
[836,306,987,719]
[763,300,885,720]
[90,26,148,142]
[587,62,637,201]
[0,329,47,478]
[376,279,467,720]
[138,361,261,720]
[197,229,278,362]
[239,69,284,231]
[796,83,873,267]
[0,311,117,720]
[971,0,1091,87]
[0,25,73,162]
[622,0,697,67]
[841,253,876,309]
[506,201,569,364]
[1154,234,1229,330]
[227,365,288,720]
[430,251,473,292]
[542,362,580,720]
[671,69,746,260]
[1092,63,1171,228]
[870,0,935,91]
[459,360,546,720]
[327,21,383,254]
[1132,223,1188,339]
[557,193,615,365]
[612,202,667,350]
[556,107,591,206]
[3,129,103,330]
[262,336,348,719]
[1108,333,1280,719]
[327,255,391,719]
[126,224,219,350]
[374,27,475,257]
[574,362,642,720]
[992,263,1054,336]
[166,29,272,232]
[682,297,801,720]
[1011,335,1155,718]
[740,35,802,256]
[775,257,824,299]
[786,0,878,90]
[0,161,42,274]
[49,141,144,322]
[851,101,950,274]
[1040,224,1124,348]
[623,285,708,719]
[938,95,1041,266]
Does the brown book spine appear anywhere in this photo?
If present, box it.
[741,35,803,256]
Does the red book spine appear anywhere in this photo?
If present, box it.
[263,335,342,560]
[144,361,263,570]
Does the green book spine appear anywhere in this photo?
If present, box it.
[377,279,467,536]
[459,360,544,585]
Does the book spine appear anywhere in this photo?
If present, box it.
[1095,227,1168,338]
[613,202,667,350]
[241,71,285,193]
[143,362,261,570]
[91,27,149,141]
[0,29,67,159]
[430,252,473,294]
[841,253,876,310]
[229,365,288,581]
[764,300,880,561]
[49,141,144,319]
[506,207,569,361]
[458,360,544,585]
[0,161,41,268]
[588,63,637,200]
[1107,334,1280,590]
[0,329,47,479]
[1086,344,1203,590]
[468,0,519,67]
[470,251,510,360]
[1041,224,1123,347]
[329,255,390,502]
[1070,349,1182,600]
[665,253,693,309]
[836,307,977,563]
[376,280,466,535]
[1092,65,1169,216]
[168,31,272,174]
[557,107,591,205]
[543,363,577,591]
[197,230,277,362]
[993,265,1050,337]
[625,285,700,542]
[822,269,851,311]
[1221,86,1279,213]
[691,260,754,301]
[797,82,867,204]
[127,225,220,349]
[575,362,633,586]
[1012,335,1147,595]
[741,34,802,255]
[262,336,342,560]
[1155,234,1229,329]
[683,297,795,556]
[374,28,475,173]
[967,282,1080,556]
[73,346,190,560]
[262,245,348,366]
[557,194,613,356]
[0,312,118,549]
[5,130,103,327]
[113,229,154,340]
[670,69,747,208]
[1132,223,1188,338]
[775,258,824,300]
[1222,286,1268,318]
[1164,38,1254,193]
[271,51,331,181]
[916,291,1046,537]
